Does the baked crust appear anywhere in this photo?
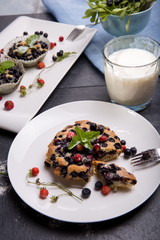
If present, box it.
[45,120,123,182]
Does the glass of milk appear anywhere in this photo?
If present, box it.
[103,35,160,111]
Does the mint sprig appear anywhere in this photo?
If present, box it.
[68,126,100,150]
[0,61,14,74]
[18,34,40,55]
[83,0,156,31]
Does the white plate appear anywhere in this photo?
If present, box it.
[7,101,160,223]
[0,16,96,133]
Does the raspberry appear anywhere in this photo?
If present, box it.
[101,185,111,196]
[73,154,82,162]
[93,143,101,152]
[121,145,126,152]
[59,36,64,42]
[50,42,56,49]
[37,61,45,69]
[0,96,2,101]
[67,131,76,140]
[76,144,84,151]
[99,135,108,142]
[4,100,14,110]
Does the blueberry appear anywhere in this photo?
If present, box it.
[23,31,28,35]
[130,147,137,156]
[120,139,126,145]
[43,33,48,38]
[57,50,64,57]
[90,122,97,131]
[35,31,39,35]
[106,0,113,7]
[81,188,91,199]
[97,125,104,134]
[39,31,43,35]
[124,148,131,158]
[95,181,103,190]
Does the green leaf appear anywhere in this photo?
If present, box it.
[0,61,14,73]
[17,46,29,55]
[68,126,100,150]
[26,34,40,47]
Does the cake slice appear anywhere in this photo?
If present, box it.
[94,161,137,191]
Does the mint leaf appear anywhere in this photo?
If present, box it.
[26,35,40,47]
[68,126,100,150]
[83,0,156,30]
[0,61,14,74]
[17,46,29,55]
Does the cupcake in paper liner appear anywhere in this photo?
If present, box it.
[4,34,50,68]
[0,57,25,95]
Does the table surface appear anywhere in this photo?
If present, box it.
[0,13,160,240]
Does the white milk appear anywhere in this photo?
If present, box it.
[104,48,159,106]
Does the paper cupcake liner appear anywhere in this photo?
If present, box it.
[3,35,50,68]
[0,57,25,95]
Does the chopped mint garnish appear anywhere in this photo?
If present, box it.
[68,126,100,150]
[0,61,14,74]
[17,34,40,55]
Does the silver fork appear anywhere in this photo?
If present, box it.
[131,148,160,168]
[66,25,86,41]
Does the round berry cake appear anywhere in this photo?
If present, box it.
[0,58,25,94]
[45,120,123,182]
[4,33,50,67]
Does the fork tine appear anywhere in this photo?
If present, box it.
[131,158,159,167]
[67,29,79,40]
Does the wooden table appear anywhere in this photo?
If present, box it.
[0,13,160,240]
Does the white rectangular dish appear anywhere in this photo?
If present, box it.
[0,16,96,133]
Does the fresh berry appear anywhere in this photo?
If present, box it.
[37,61,45,69]
[20,85,26,91]
[130,147,137,156]
[23,31,28,35]
[95,181,103,190]
[81,188,91,198]
[101,185,111,195]
[39,31,43,35]
[4,100,14,110]
[43,33,48,38]
[39,188,49,199]
[76,144,84,151]
[121,145,126,152]
[50,42,56,49]
[57,50,64,57]
[30,167,39,177]
[120,139,126,145]
[93,143,101,152]
[90,122,97,131]
[59,36,64,42]
[73,153,82,162]
[99,135,108,142]
[67,131,76,140]
[0,96,2,101]
[124,148,132,158]
[52,55,57,61]
[37,78,45,87]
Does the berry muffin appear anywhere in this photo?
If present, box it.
[4,33,50,67]
[45,120,123,181]
[94,161,137,191]
[0,57,25,94]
